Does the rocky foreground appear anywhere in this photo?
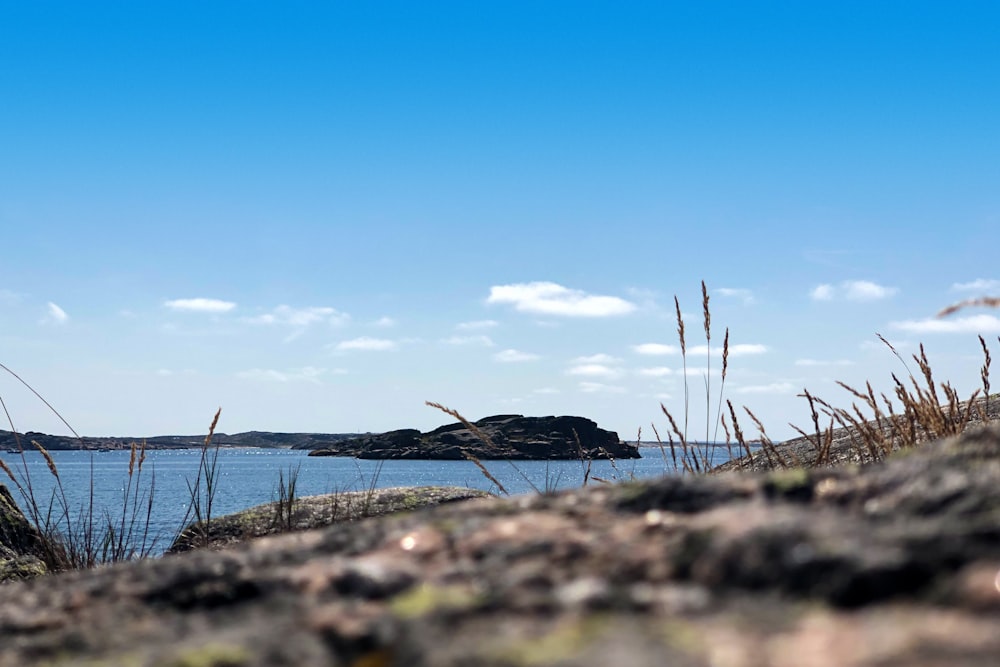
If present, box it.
[307,414,638,460]
[1,423,999,665]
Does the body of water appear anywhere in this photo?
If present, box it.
[0,446,732,554]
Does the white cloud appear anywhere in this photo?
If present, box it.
[716,287,755,305]
[633,343,680,356]
[567,354,623,378]
[567,364,622,378]
[638,367,674,377]
[441,335,495,347]
[165,298,236,313]
[494,349,540,363]
[578,382,626,394]
[335,337,398,352]
[45,302,69,325]
[487,282,636,317]
[844,280,898,301]
[373,316,396,327]
[810,284,834,301]
[689,343,767,357]
[457,319,498,330]
[795,359,855,367]
[247,305,349,328]
[890,315,1000,334]
[236,366,336,383]
[155,368,197,377]
[810,281,897,302]
[680,367,722,378]
[572,353,620,365]
[734,382,796,394]
[952,279,1000,292]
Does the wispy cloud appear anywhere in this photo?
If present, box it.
[566,353,623,378]
[688,343,767,357]
[532,387,560,395]
[0,289,21,304]
[638,366,673,377]
[441,335,495,347]
[494,349,540,363]
[810,284,834,301]
[572,353,619,364]
[891,315,1000,334]
[734,382,796,395]
[45,302,69,325]
[164,297,236,313]
[716,287,755,305]
[372,316,397,327]
[952,279,1000,292]
[795,359,855,367]
[334,337,398,352]
[578,381,626,394]
[632,343,680,356]
[567,364,621,378]
[810,281,897,302]
[457,319,498,330]
[247,305,349,328]
[236,366,339,383]
[155,368,198,377]
[487,282,635,317]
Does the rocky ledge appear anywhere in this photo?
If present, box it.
[1,424,999,665]
[308,414,638,460]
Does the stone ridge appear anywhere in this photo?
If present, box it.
[0,429,365,451]
[308,414,638,460]
[0,425,997,665]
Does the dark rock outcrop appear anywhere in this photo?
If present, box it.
[309,414,638,460]
[1,426,999,665]
[0,484,48,583]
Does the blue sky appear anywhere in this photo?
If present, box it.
[2,1,998,440]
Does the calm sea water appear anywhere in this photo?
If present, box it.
[0,446,732,554]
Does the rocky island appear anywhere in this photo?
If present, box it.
[306,414,638,460]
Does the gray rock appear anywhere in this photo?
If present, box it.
[0,484,48,583]
[0,427,998,665]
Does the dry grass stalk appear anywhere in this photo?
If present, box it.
[30,441,59,479]
[937,297,1000,317]
[980,335,992,420]
[674,295,689,439]
[726,400,751,466]
[425,401,517,495]
[790,389,834,466]
[660,403,698,474]
[745,407,793,468]
[573,428,592,487]
[128,442,137,476]
[650,421,676,472]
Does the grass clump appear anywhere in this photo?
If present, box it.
[659,284,1000,474]
[0,363,162,570]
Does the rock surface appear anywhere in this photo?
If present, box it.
[309,414,638,460]
[168,486,490,553]
[0,484,48,583]
[1,426,999,665]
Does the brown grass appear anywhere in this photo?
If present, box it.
[662,284,1000,474]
